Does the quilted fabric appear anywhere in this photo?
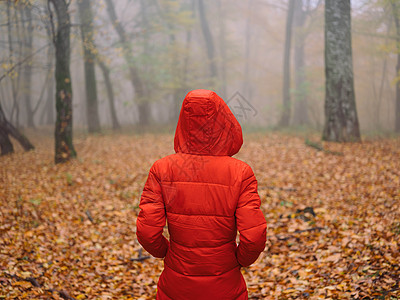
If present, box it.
[136,89,267,300]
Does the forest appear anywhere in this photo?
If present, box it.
[0,0,399,299]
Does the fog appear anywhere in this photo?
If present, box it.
[0,0,397,133]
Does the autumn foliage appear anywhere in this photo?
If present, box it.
[1,133,399,299]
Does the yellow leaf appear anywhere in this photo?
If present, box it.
[13,281,32,289]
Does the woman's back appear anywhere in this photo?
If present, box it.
[136,90,267,300]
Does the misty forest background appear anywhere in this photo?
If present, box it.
[0,0,399,145]
[1,0,400,299]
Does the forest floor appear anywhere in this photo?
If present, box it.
[0,131,399,299]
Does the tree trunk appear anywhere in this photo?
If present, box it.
[138,0,152,128]
[97,60,120,130]
[0,101,34,155]
[45,69,55,125]
[78,0,101,133]
[7,2,21,128]
[279,0,295,127]
[104,0,150,126]
[373,15,391,129]
[0,100,14,155]
[395,41,400,132]
[40,22,55,125]
[39,77,54,125]
[49,0,77,163]
[0,128,14,155]
[22,6,35,128]
[39,57,55,125]
[198,0,218,83]
[160,3,181,123]
[292,0,309,126]
[218,0,227,98]
[171,1,194,123]
[243,0,253,101]
[391,1,400,132]
[323,0,360,142]
[168,31,181,123]
[154,0,194,123]
[0,3,34,155]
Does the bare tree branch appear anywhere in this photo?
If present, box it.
[0,43,50,83]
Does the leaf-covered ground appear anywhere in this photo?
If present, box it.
[1,132,399,299]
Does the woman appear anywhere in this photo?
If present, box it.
[136,89,267,300]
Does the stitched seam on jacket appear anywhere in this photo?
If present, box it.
[167,211,232,218]
[165,262,240,277]
[239,222,266,232]
[236,197,260,209]
[161,180,232,188]
[149,167,161,183]
[240,174,255,194]
[236,165,252,209]
[170,238,234,249]
[139,221,164,228]
[236,194,260,209]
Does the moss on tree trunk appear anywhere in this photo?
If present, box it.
[50,0,76,163]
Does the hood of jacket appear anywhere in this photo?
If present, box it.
[174,89,243,156]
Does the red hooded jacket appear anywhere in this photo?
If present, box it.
[136,89,267,300]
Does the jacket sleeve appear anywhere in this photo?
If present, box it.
[235,165,267,267]
[136,163,169,258]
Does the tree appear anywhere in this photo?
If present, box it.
[38,22,56,126]
[243,0,254,102]
[217,0,227,98]
[323,0,360,142]
[197,0,217,83]
[104,0,150,126]
[78,0,101,133]
[369,3,391,130]
[151,0,181,121]
[97,59,120,130]
[152,0,196,122]
[21,4,35,128]
[0,1,38,155]
[292,0,322,126]
[0,123,13,156]
[40,53,55,125]
[292,0,308,126]
[7,1,22,128]
[390,0,400,132]
[49,0,77,163]
[0,100,34,155]
[278,0,295,127]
